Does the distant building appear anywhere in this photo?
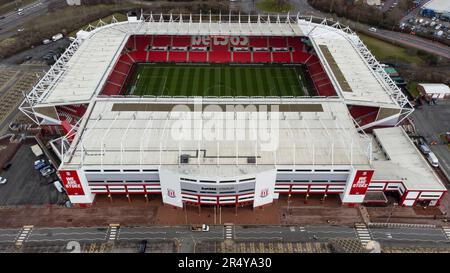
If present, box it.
[66,0,81,6]
[421,0,450,20]
[417,83,450,100]
[366,0,381,6]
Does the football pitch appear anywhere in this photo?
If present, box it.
[124,64,313,97]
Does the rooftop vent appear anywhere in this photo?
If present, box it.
[247,156,256,164]
[180,154,189,164]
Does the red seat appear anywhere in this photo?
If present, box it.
[209,51,231,63]
[287,37,303,49]
[152,35,171,47]
[272,52,291,63]
[232,51,252,63]
[135,36,150,51]
[101,82,122,96]
[128,51,147,62]
[168,51,188,62]
[252,51,271,63]
[189,51,208,62]
[269,37,287,48]
[148,51,167,62]
[250,36,268,48]
[292,51,310,63]
[114,62,131,74]
[172,36,191,47]
[108,71,127,85]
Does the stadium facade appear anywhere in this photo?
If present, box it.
[20,13,446,208]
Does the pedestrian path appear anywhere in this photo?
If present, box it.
[224,223,234,240]
[355,223,372,247]
[443,226,450,240]
[15,225,33,246]
[107,224,120,241]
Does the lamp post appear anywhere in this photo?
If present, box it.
[386,202,398,224]
[287,194,292,215]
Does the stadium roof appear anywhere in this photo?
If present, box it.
[62,98,372,173]
[298,21,400,108]
[423,0,450,14]
[30,16,405,112]
[372,127,446,191]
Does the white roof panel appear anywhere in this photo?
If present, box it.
[372,127,446,191]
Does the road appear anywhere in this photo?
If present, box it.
[274,0,450,59]
[1,224,449,252]
[0,0,66,41]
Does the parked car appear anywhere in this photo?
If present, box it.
[369,27,377,32]
[53,181,65,193]
[17,28,24,32]
[34,159,47,170]
[138,240,147,253]
[0,177,6,185]
[40,166,55,177]
[419,144,431,154]
[426,152,439,168]
[42,39,51,45]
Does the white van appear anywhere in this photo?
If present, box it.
[52,33,63,42]
[53,181,65,193]
[427,152,439,168]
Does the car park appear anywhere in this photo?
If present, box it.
[0,177,7,185]
[426,152,439,168]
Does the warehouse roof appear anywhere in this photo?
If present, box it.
[418,83,450,95]
[372,127,446,191]
[62,98,372,171]
[423,0,450,14]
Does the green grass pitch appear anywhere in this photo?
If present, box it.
[124,64,313,97]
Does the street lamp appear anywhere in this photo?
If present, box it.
[386,202,398,224]
[287,194,292,215]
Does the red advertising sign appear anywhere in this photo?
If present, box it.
[59,170,85,196]
[349,170,374,195]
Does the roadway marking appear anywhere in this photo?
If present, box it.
[224,223,234,240]
[15,225,33,246]
[442,226,450,241]
[107,224,120,241]
[355,223,372,247]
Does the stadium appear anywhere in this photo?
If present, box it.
[19,13,446,208]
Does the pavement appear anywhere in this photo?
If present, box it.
[1,223,450,252]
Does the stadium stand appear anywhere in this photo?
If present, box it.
[272,51,291,63]
[100,35,338,97]
[269,36,288,48]
[152,35,171,47]
[148,50,168,62]
[209,50,232,63]
[189,51,208,62]
[253,51,271,63]
[168,51,188,62]
[232,51,252,63]
[249,36,268,47]
[172,35,191,47]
